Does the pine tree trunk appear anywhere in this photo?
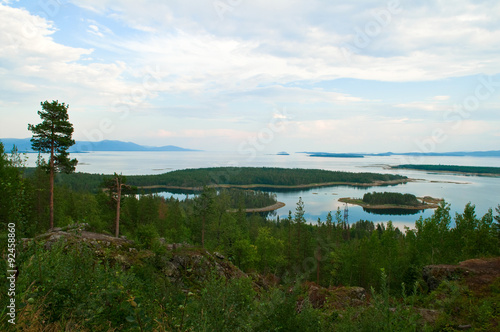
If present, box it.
[115,177,122,237]
[297,223,301,262]
[49,143,54,229]
[316,245,321,285]
[202,215,206,248]
[288,221,291,268]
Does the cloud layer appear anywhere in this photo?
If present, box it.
[0,0,499,152]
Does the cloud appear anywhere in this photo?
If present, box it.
[394,101,448,112]
[68,0,500,83]
[87,24,103,37]
[433,95,450,101]
[2,1,499,152]
[0,4,161,110]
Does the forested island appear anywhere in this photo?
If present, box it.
[392,164,500,176]
[41,166,409,193]
[339,192,443,210]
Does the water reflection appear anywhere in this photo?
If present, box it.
[362,207,424,215]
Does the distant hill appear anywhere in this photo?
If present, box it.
[0,138,199,152]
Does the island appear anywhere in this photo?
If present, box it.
[391,164,500,177]
[307,152,364,158]
[125,167,409,190]
[339,192,443,210]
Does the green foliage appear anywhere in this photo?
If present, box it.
[256,227,285,272]
[414,201,453,264]
[15,240,145,329]
[184,274,256,331]
[252,287,324,331]
[363,191,420,206]
[27,100,77,174]
[0,143,32,236]
[136,223,160,249]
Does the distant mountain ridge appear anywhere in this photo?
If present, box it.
[0,138,199,152]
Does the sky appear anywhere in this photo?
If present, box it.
[1,0,499,153]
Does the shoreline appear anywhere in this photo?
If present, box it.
[227,201,286,213]
[135,178,410,192]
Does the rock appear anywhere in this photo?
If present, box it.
[115,254,129,266]
[302,282,367,309]
[457,324,472,330]
[416,308,440,325]
[348,286,367,301]
[251,273,280,290]
[166,243,186,250]
[214,252,225,260]
[163,262,180,278]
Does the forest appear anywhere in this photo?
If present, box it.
[1,141,500,331]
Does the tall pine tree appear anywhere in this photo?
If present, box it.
[28,100,77,229]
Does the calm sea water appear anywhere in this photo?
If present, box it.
[26,151,500,229]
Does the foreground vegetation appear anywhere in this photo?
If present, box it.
[1,144,500,331]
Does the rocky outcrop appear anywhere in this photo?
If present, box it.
[161,245,247,286]
[22,223,133,250]
[300,282,367,310]
[21,224,247,287]
[422,264,466,291]
[423,257,500,292]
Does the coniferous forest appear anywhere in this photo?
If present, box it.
[1,140,500,331]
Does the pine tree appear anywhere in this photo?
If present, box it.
[103,173,134,237]
[28,100,77,229]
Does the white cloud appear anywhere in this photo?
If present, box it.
[433,96,450,101]
[0,4,154,108]
[394,101,448,112]
[87,24,103,37]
